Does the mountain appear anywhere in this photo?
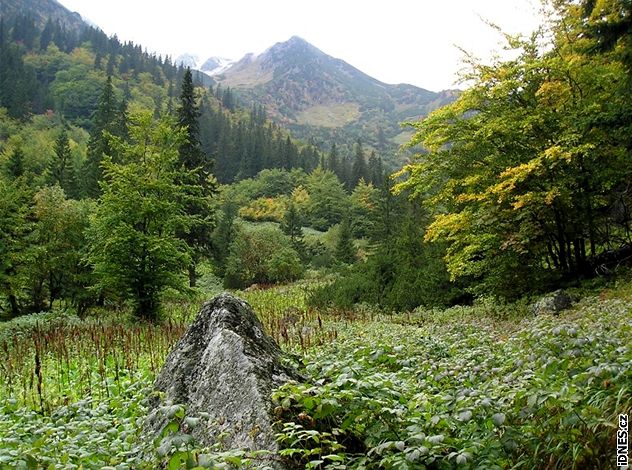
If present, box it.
[175,53,201,70]
[201,57,236,76]
[0,0,87,32]
[212,36,458,150]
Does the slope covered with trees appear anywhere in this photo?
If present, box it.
[0,7,397,319]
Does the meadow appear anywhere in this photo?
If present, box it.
[0,277,630,469]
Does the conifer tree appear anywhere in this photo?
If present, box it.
[84,77,126,197]
[368,150,383,187]
[327,142,339,175]
[176,68,216,287]
[281,201,306,256]
[351,139,368,188]
[335,217,356,264]
[5,147,25,179]
[50,129,70,186]
[40,19,53,50]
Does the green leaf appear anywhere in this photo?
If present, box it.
[168,451,188,470]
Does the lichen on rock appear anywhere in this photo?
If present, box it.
[144,293,299,467]
[530,289,575,316]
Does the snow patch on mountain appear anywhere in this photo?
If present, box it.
[175,53,201,69]
[202,57,236,76]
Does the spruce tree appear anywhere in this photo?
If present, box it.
[40,19,53,50]
[5,147,25,179]
[351,139,368,188]
[50,129,70,187]
[176,68,216,287]
[281,201,306,256]
[335,217,356,264]
[84,77,125,197]
[368,150,384,187]
[327,142,339,175]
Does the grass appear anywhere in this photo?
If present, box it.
[0,277,631,468]
[296,103,361,128]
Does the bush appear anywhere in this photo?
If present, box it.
[308,248,464,311]
[238,196,287,222]
[266,246,304,283]
[224,224,303,288]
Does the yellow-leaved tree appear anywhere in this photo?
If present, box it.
[395,0,632,298]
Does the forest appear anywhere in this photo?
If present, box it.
[0,0,631,468]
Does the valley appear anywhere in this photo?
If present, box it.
[0,0,631,468]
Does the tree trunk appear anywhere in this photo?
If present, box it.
[188,263,197,288]
[8,294,20,318]
[554,208,569,272]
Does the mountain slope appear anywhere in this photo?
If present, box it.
[0,0,86,31]
[213,36,457,148]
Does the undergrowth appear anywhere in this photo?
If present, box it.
[0,279,630,468]
[273,295,632,469]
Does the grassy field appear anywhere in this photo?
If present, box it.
[0,278,630,469]
[296,103,361,128]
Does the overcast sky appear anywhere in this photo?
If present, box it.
[57,0,544,92]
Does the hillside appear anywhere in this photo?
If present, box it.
[212,36,458,150]
[0,0,86,31]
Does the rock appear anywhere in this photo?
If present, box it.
[144,293,299,467]
[530,289,574,316]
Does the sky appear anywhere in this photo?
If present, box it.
[57,0,544,92]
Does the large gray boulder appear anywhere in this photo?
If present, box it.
[530,289,575,316]
[144,293,298,466]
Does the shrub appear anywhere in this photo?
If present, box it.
[224,224,303,288]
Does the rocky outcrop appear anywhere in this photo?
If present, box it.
[531,290,575,316]
[144,293,299,467]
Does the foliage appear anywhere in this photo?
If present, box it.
[1,275,631,469]
[395,0,632,298]
[224,224,304,288]
[239,196,287,222]
[349,179,379,238]
[275,293,632,469]
[311,188,463,311]
[87,113,194,320]
[27,186,94,314]
[304,168,350,231]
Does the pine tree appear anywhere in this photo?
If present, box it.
[327,142,339,175]
[376,126,387,152]
[5,147,25,179]
[351,139,368,188]
[281,201,306,256]
[40,19,53,50]
[335,217,356,264]
[368,150,383,187]
[212,201,238,275]
[176,68,216,287]
[64,157,80,200]
[50,129,70,187]
[84,77,124,197]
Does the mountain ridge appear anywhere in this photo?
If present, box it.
[1,0,87,32]
[203,36,457,149]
